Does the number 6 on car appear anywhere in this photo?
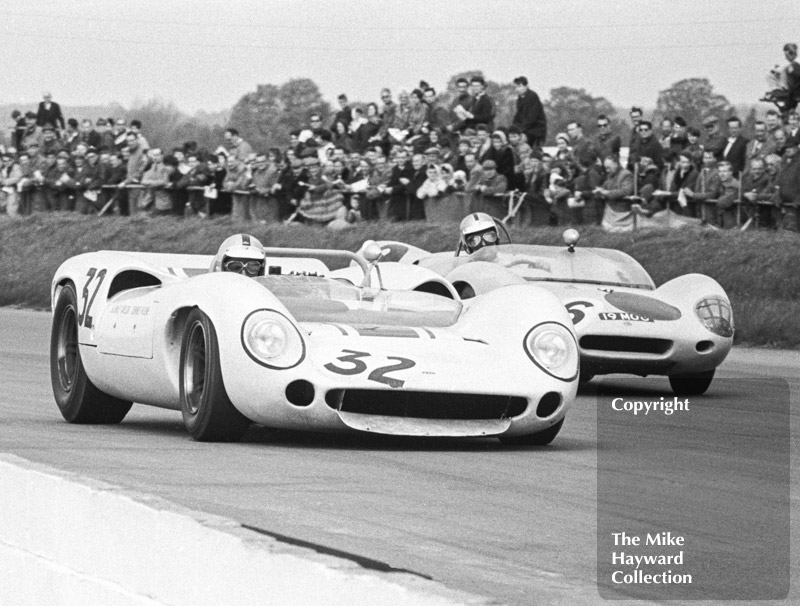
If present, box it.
[50,245,578,445]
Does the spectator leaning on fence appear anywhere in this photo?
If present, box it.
[140,148,173,217]
[0,152,22,216]
[669,151,700,217]
[687,150,722,223]
[124,132,148,212]
[715,161,740,229]
[595,154,634,226]
[741,157,773,228]
[473,159,508,219]
[222,153,252,222]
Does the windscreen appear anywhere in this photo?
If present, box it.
[467,244,655,289]
[255,276,463,327]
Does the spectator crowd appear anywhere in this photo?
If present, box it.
[2,48,800,233]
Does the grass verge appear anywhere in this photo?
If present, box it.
[1,214,798,347]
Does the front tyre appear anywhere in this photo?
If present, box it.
[50,283,132,424]
[179,308,250,442]
[669,369,715,396]
[499,419,564,446]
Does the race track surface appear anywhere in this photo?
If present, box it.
[1,308,797,606]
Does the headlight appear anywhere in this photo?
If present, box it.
[523,322,579,381]
[242,310,305,369]
[694,296,734,338]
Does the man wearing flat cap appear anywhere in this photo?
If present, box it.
[702,115,726,161]
[512,76,547,148]
[40,124,63,157]
[424,147,440,164]
[473,158,508,218]
[21,112,43,150]
[36,92,65,133]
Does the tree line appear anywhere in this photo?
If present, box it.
[40,73,744,153]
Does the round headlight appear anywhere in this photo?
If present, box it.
[247,319,288,358]
[523,322,579,381]
[695,296,734,338]
[242,310,305,369]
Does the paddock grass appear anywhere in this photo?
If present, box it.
[2,213,797,347]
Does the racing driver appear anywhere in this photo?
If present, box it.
[209,233,267,276]
[459,212,500,254]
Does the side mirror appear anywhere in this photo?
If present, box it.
[563,229,580,253]
[358,240,388,289]
[361,240,386,263]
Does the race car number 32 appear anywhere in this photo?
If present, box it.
[79,267,107,329]
[324,350,416,388]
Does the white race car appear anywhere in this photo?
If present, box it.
[50,245,578,444]
[366,231,734,396]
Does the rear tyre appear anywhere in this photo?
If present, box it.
[499,419,564,446]
[179,308,250,442]
[50,283,132,424]
[669,369,715,396]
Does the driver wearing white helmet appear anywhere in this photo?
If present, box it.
[459,212,500,254]
[209,233,267,277]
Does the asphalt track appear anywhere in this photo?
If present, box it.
[0,308,797,606]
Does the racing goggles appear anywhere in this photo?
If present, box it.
[223,259,264,276]
[465,230,499,249]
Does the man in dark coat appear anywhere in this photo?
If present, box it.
[594,114,621,160]
[627,121,663,170]
[462,77,495,131]
[626,107,644,170]
[511,76,547,148]
[450,78,472,133]
[722,116,749,177]
[331,94,352,133]
[776,135,800,231]
[702,115,727,161]
[384,149,415,221]
[36,92,65,132]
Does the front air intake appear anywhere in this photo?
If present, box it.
[580,335,673,355]
[325,390,527,420]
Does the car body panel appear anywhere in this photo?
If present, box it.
[371,240,733,379]
[51,249,578,439]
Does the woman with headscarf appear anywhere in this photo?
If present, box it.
[555,132,573,162]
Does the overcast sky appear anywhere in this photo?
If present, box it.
[1,0,798,115]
